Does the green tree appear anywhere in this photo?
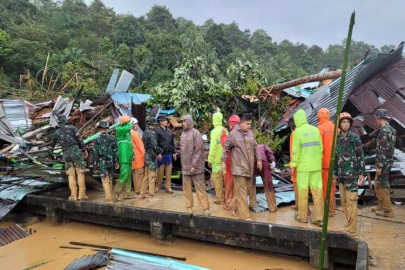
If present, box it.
[251,29,276,56]
[146,5,176,33]
[99,36,113,54]
[115,43,131,70]
[0,29,12,59]
[223,21,251,50]
[204,23,232,62]
[115,15,145,47]
[88,0,115,37]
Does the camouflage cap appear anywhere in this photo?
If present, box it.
[99,121,109,128]
[147,117,158,125]
[374,109,392,120]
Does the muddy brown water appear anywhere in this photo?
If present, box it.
[0,219,312,270]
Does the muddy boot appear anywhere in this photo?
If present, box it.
[291,205,298,211]
[204,209,211,216]
[166,188,174,194]
[66,167,78,201]
[187,208,193,214]
[76,168,88,200]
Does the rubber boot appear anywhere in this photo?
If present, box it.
[66,166,78,201]
[77,168,88,200]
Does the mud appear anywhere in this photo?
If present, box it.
[0,219,311,270]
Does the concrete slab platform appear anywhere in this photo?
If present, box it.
[19,186,404,269]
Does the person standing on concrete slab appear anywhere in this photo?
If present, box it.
[113,115,134,201]
[290,109,324,227]
[333,112,365,237]
[180,115,210,216]
[49,116,88,201]
[373,109,397,218]
[222,113,262,221]
[155,115,176,194]
[317,108,336,217]
[257,144,277,212]
[130,118,145,195]
[286,117,299,211]
[140,117,163,202]
[222,115,240,211]
[208,111,227,205]
[94,121,118,203]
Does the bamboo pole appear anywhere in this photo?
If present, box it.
[318,12,355,270]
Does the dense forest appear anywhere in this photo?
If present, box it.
[0,0,397,117]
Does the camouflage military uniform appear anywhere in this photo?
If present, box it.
[50,125,86,170]
[333,129,365,237]
[375,123,397,188]
[140,128,163,198]
[333,130,366,192]
[373,122,397,217]
[94,133,118,203]
[94,133,118,177]
[50,123,87,201]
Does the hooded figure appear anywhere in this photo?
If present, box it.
[222,114,240,211]
[208,112,227,204]
[113,116,134,201]
[317,108,336,216]
[222,113,262,221]
[180,115,210,216]
[291,109,324,226]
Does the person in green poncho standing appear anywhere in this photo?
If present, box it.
[113,115,134,201]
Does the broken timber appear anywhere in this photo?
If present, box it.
[258,71,342,100]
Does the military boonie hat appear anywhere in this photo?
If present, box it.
[157,115,167,122]
[147,117,158,125]
[374,109,392,120]
[99,121,109,128]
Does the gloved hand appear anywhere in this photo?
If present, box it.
[270,161,276,170]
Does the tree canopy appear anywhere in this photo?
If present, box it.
[0,0,395,106]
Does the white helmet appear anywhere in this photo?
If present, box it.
[130,117,138,124]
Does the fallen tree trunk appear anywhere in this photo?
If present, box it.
[258,70,342,100]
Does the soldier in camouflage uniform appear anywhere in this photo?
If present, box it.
[373,109,397,218]
[49,116,88,201]
[140,117,163,202]
[333,112,365,237]
[93,121,119,203]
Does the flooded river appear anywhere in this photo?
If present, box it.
[0,218,312,270]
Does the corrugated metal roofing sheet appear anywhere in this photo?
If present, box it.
[65,250,109,270]
[0,224,29,246]
[108,249,209,270]
[350,56,405,129]
[0,177,61,220]
[111,93,151,106]
[0,99,32,131]
[275,42,404,132]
